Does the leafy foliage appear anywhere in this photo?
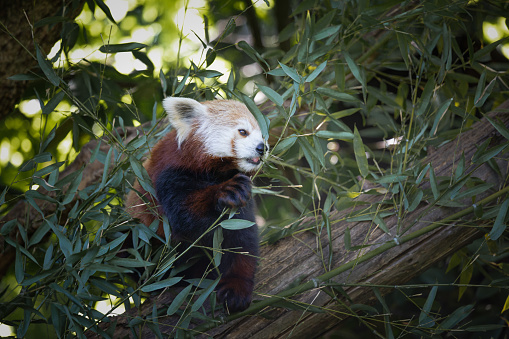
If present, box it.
[1,0,509,338]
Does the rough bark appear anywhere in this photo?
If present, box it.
[0,0,85,121]
[91,103,509,338]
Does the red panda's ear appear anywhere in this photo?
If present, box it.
[162,97,208,146]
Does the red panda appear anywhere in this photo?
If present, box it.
[126,97,268,313]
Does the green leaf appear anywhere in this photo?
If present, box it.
[473,36,509,61]
[1,219,17,236]
[110,258,155,268]
[34,161,65,178]
[305,61,327,83]
[41,91,65,115]
[373,215,390,234]
[273,134,298,153]
[238,40,269,69]
[50,283,83,309]
[100,147,113,190]
[475,77,496,108]
[317,87,359,102]
[15,245,24,283]
[222,18,236,39]
[486,116,509,140]
[28,220,51,247]
[464,324,505,332]
[167,285,192,315]
[159,70,167,94]
[458,263,473,300]
[489,199,508,241]
[8,73,40,81]
[141,277,183,293]
[220,219,255,230]
[472,143,507,164]
[343,51,365,88]
[175,68,190,95]
[430,98,453,136]
[35,43,60,86]
[374,174,408,184]
[416,79,435,116]
[314,25,340,40]
[408,189,423,212]
[353,126,369,178]
[315,131,354,140]
[94,0,117,24]
[213,227,223,268]
[429,166,439,200]
[438,305,473,332]
[344,227,352,250]
[241,94,269,140]
[419,286,438,327]
[257,84,283,106]
[191,279,219,312]
[99,43,146,53]
[278,62,300,83]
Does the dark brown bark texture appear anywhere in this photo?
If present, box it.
[90,103,508,338]
[0,0,84,121]
[1,102,508,338]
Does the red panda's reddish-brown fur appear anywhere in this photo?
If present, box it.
[126,97,267,313]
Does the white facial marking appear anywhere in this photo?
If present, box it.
[197,116,268,172]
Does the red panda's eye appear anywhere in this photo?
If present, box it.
[238,129,248,136]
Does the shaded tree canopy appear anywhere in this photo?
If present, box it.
[1,0,509,338]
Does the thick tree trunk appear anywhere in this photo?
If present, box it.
[92,103,509,338]
[0,0,85,120]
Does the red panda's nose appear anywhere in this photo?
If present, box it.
[256,143,265,156]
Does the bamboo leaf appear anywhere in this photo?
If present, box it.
[416,79,435,116]
[220,219,255,230]
[94,0,117,24]
[258,84,283,106]
[458,263,473,300]
[305,61,327,83]
[314,25,340,40]
[141,277,183,293]
[317,87,359,102]
[315,131,354,140]
[159,70,167,94]
[35,43,60,86]
[167,285,193,315]
[486,116,509,140]
[99,42,146,53]
[42,91,65,115]
[353,126,369,178]
[273,134,298,153]
[429,166,439,200]
[419,286,437,327]
[489,199,508,241]
[278,62,301,83]
[343,51,365,88]
[191,279,219,312]
[213,227,223,268]
[241,94,269,139]
[502,294,509,314]
[430,98,453,136]
[472,143,507,164]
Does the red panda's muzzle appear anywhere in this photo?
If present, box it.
[247,157,261,165]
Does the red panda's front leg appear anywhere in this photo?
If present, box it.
[185,173,259,313]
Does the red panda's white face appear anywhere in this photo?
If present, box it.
[162,97,268,173]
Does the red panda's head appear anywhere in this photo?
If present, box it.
[162,97,268,173]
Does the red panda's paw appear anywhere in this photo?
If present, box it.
[216,276,254,313]
[216,173,252,210]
